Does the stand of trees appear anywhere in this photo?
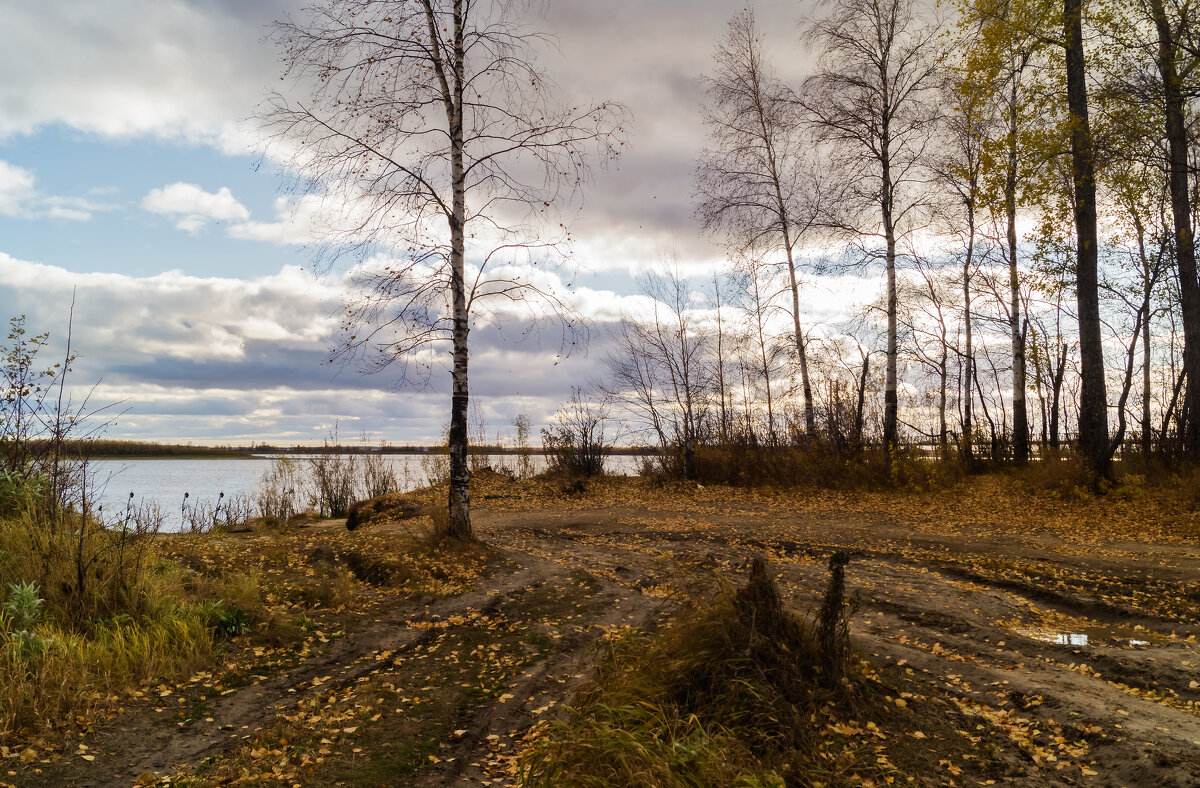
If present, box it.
[601,0,1200,481]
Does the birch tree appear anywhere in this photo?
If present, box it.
[696,9,822,436]
[800,0,944,454]
[958,0,1049,463]
[1128,0,1200,456]
[935,70,995,463]
[964,0,1108,473]
[262,0,625,538]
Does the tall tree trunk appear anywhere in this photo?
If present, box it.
[974,360,998,458]
[883,153,899,453]
[755,94,816,438]
[1006,81,1029,463]
[785,243,816,437]
[1050,343,1067,449]
[713,276,730,444]
[1063,0,1109,477]
[751,269,777,444]
[1033,346,1048,446]
[1163,365,1186,447]
[1149,0,1200,457]
[1109,307,1148,457]
[1134,215,1155,458]
[963,219,975,463]
[1142,280,1153,457]
[446,0,472,539]
[939,341,948,455]
[855,351,870,447]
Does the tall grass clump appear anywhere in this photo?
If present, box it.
[521,556,869,787]
[0,602,213,743]
[307,449,358,517]
[0,492,219,744]
[0,315,229,745]
[255,455,304,521]
[361,444,401,499]
[253,432,409,521]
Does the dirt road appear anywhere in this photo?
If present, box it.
[10,493,1200,787]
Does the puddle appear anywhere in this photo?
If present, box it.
[1010,624,1153,648]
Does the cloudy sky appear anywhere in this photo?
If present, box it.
[0,0,868,445]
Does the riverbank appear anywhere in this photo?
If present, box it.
[5,473,1200,786]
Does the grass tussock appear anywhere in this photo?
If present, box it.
[0,504,163,627]
[0,498,223,744]
[520,556,876,788]
[0,608,214,743]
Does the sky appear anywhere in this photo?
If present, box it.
[0,0,871,446]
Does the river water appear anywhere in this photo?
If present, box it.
[88,453,642,531]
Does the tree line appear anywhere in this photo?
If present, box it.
[261,0,1200,540]
[600,0,1200,481]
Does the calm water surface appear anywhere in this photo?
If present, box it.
[90,454,640,530]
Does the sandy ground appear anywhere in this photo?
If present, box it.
[10,495,1200,787]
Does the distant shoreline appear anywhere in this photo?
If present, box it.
[75,440,656,459]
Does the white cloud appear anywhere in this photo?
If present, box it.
[141,182,251,234]
[0,161,37,216]
[0,0,817,247]
[227,195,327,246]
[0,253,628,442]
[0,1,286,154]
[0,254,337,364]
[0,160,107,221]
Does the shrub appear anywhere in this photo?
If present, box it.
[307,451,357,517]
[1007,448,1092,498]
[255,456,303,521]
[673,440,964,492]
[361,447,401,499]
[542,389,611,480]
[3,580,43,631]
[214,604,250,638]
[0,470,46,517]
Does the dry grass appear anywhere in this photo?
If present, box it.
[0,502,217,744]
[520,558,872,787]
[470,463,1200,545]
[0,610,214,744]
[0,485,489,750]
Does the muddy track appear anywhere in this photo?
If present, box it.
[11,504,1200,787]
[480,508,1200,787]
[18,552,650,787]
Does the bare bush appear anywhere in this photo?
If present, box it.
[542,389,612,479]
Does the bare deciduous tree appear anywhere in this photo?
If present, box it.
[898,258,957,453]
[604,267,711,478]
[933,72,993,463]
[800,0,944,453]
[696,9,822,435]
[262,0,625,538]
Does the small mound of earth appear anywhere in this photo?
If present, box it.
[345,492,426,530]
